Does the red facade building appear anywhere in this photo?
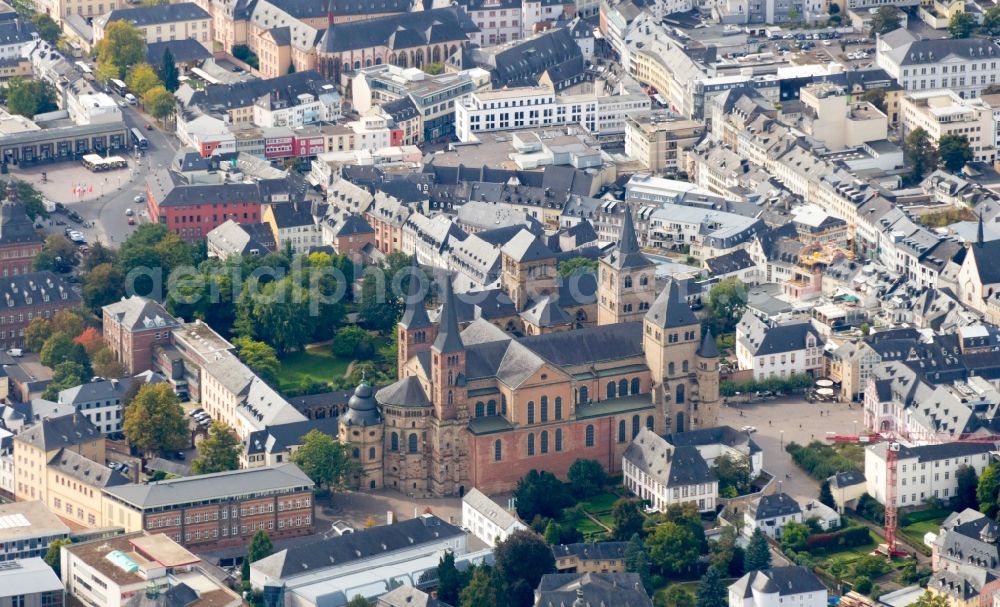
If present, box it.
[146,169,264,240]
[0,182,43,276]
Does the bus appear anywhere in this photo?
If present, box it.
[130,128,148,150]
[81,154,127,172]
[108,79,127,96]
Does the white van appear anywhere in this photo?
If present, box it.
[6,348,22,357]
[124,93,137,105]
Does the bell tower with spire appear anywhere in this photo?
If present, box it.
[397,259,435,378]
[430,280,466,421]
[327,0,336,25]
[597,209,656,326]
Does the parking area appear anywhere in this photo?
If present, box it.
[719,396,866,502]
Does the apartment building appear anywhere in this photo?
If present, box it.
[622,427,719,513]
[0,272,79,352]
[102,296,179,375]
[735,312,825,380]
[58,376,160,435]
[865,442,996,507]
[454,85,650,142]
[876,30,1000,100]
[94,3,213,50]
[799,82,888,151]
[200,353,306,439]
[625,111,705,173]
[101,464,315,550]
[900,90,996,164]
[461,488,526,548]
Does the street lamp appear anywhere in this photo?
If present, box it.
[780,430,784,448]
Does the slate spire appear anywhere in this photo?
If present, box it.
[399,257,430,329]
[433,278,463,353]
[697,327,720,359]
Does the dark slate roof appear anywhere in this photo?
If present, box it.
[49,448,129,488]
[936,509,1000,571]
[59,377,142,405]
[319,7,478,54]
[830,470,865,489]
[893,441,996,463]
[645,280,698,330]
[705,249,754,276]
[489,28,582,88]
[603,210,653,271]
[750,493,802,520]
[187,70,331,111]
[535,572,652,607]
[697,329,720,359]
[328,0,412,15]
[665,425,760,455]
[731,567,826,599]
[376,376,431,408]
[341,382,381,427]
[623,428,716,489]
[382,96,419,123]
[433,279,464,353]
[0,194,42,247]
[335,214,374,237]
[0,271,78,311]
[971,241,1000,285]
[14,413,101,451]
[753,322,822,356]
[268,201,313,229]
[103,2,209,26]
[267,26,291,46]
[400,260,431,330]
[551,541,629,562]
[257,515,464,577]
[518,321,644,367]
[0,19,35,45]
[898,38,1000,66]
[668,445,715,487]
[146,39,211,66]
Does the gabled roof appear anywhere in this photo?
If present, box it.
[101,2,209,27]
[501,229,555,263]
[319,7,477,53]
[623,428,715,489]
[334,214,374,237]
[645,280,698,330]
[749,493,801,520]
[729,567,826,599]
[603,210,653,271]
[14,413,102,452]
[49,448,128,488]
[535,572,652,607]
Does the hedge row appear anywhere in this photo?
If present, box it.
[804,525,872,552]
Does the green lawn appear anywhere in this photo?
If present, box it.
[277,348,352,391]
[578,492,621,515]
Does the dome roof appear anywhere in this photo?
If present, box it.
[341,382,381,427]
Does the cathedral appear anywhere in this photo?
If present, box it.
[338,212,722,497]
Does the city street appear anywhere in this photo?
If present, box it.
[718,396,866,502]
[11,103,179,246]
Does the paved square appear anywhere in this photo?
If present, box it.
[719,397,866,502]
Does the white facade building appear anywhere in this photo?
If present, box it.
[735,313,825,380]
[623,428,719,513]
[876,30,1000,100]
[454,85,650,142]
[865,441,996,507]
[0,501,70,562]
[729,567,828,607]
[252,88,342,129]
[461,488,527,548]
[67,93,122,126]
[743,493,803,539]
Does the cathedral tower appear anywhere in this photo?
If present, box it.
[397,259,435,378]
[643,280,701,433]
[597,210,656,326]
[695,328,721,429]
[338,382,384,489]
[430,280,466,420]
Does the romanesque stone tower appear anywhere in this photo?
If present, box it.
[597,210,657,326]
[397,260,434,378]
[695,328,721,430]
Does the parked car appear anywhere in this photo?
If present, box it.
[134,194,145,203]
[6,348,21,357]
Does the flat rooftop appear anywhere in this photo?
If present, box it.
[172,321,234,357]
[0,501,70,543]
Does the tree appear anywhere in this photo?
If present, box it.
[904,128,938,185]
[744,528,772,572]
[646,521,699,575]
[707,278,747,335]
[624,533,651,591]
[52,310,85,337]
[127,63,162,97]
[912,592,949,607]
[122,384,189,456]
[83,242,117,271]
[612,498,645,540]
[345,597,368,607]
[567,458,606,499]
[714,453,751,497]
[24,317,53,352]
[92,347,128,379]
[983,6,1000,36]
[949,12,977,38]
[330,325,375,359]
[938,134,973,173]
[43,361,88,400]
[291,429,363,493]
[494,530,556,607]
[543,520,562,545]
[977,462,1000,517]
[95,61,121,84]
[861,88,887,113]
[557,257,598,277]
[159,47,180,92]
[869,7,900,36]
[436,551,466,606]
[231,45,259,69]
[234,277,313,355]
[953,464,978,511]
[460,565,500,607]
[40,333,90,374]
[44,538,72,576]
[247,529,273,563]
[95,21,145,78]
[31,13,61,44]
[192,422,241,474]
[358,252,418,333]
[697,566,727,607]
[513,469,572,521]
[663,586,695,607]
[819,479,835,509]
[233,337,280,385]
[710,526,744,577]
[780,521,810,553]
[34,234,80,273]
[5,77,57,118]
[74,327,104,356]
[83,263,124,312]
[144,85,175,121]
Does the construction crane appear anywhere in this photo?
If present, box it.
[826,430,1000,559]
